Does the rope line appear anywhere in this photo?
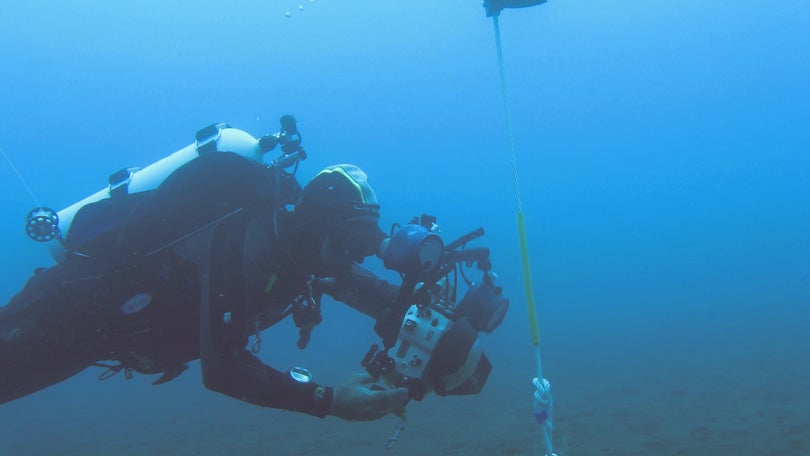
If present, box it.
[1,145,43,209]
[493,15,523,215]
[491,14,555,456]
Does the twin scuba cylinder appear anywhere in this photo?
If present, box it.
[25,116,304,262]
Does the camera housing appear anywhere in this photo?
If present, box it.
[364,216,508,400]
[382,305,492,399]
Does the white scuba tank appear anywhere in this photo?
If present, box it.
[42,123,268,262]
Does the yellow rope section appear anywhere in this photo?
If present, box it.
[493,15,541,347]
[517,211,541,346]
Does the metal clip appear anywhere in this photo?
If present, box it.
[384,424,405,450]
[251,320,263,354]
[305,275,317,308]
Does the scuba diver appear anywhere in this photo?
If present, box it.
[0,117,509,421]
[0,127,406,419]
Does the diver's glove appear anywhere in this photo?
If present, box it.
[330,373,410,421]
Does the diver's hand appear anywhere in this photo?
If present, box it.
[330,373,409,421]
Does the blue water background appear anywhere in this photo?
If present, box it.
[1,1,808,454]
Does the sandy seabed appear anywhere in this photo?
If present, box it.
[1,328,807,455]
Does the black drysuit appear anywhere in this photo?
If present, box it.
[0,153,398,417]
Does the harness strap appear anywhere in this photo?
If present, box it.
[93,362,133,381]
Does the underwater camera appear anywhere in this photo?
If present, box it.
[363,215,509,400]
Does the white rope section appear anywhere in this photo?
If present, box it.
[1,145,43,209]
[492,16,523,215]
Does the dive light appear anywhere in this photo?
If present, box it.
[382,223,443,278]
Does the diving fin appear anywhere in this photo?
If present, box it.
[152,363,189,385]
